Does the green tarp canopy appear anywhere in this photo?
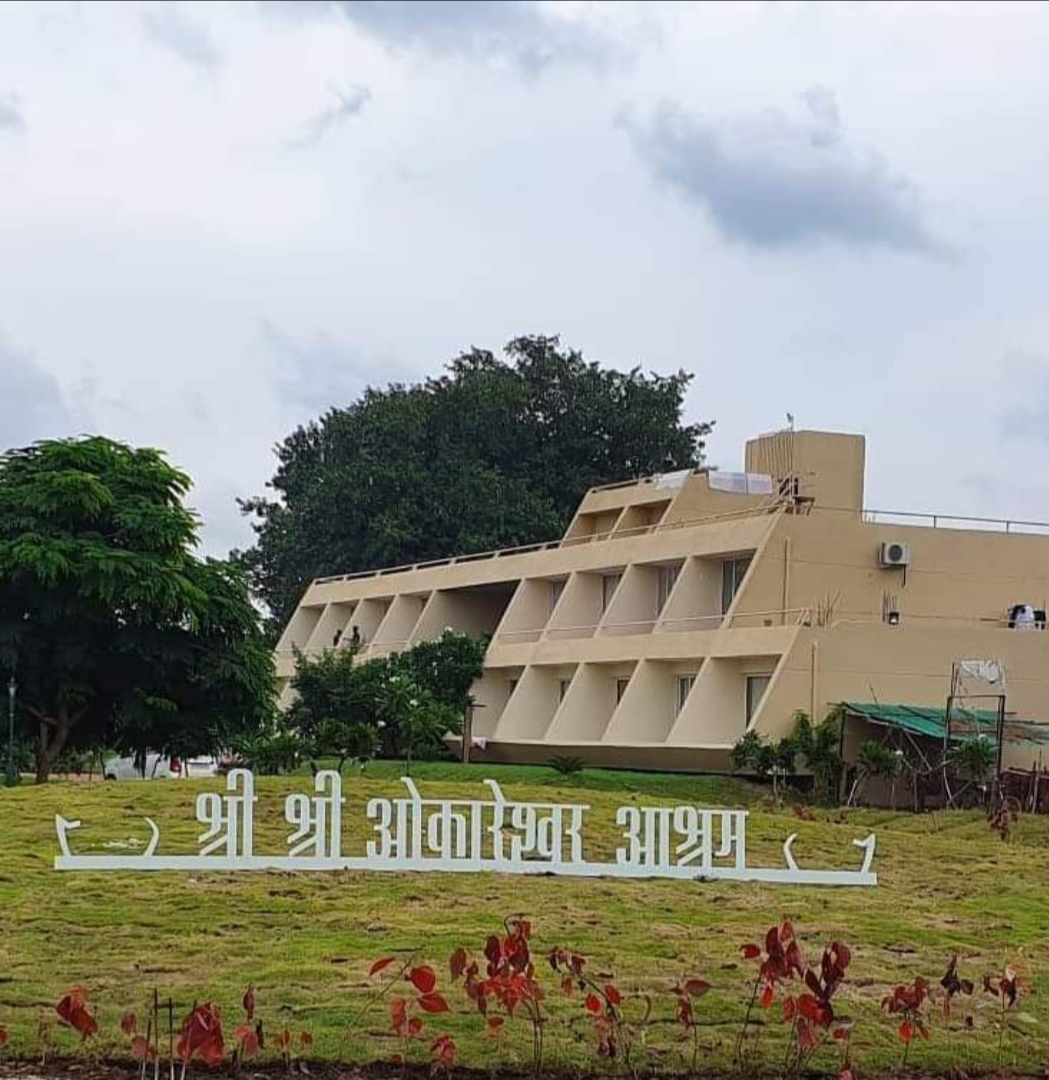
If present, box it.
[839,702,1049,747]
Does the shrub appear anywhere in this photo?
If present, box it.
[548,755,585,775]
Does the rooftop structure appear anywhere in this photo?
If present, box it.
[275,429,1049,772]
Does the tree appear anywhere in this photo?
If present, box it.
[239,335,711,631]
[285,646,382,772]
[287,631,486,768]
[0,437,275,782]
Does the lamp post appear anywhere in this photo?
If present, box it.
[5,676,16,787]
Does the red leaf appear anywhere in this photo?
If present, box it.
[130,1035,153,1061]
[605,985,622,1006]
[449,947,468,981]
[899,1020,915,1043]
[234,1024,259,1059]
[176,1003,224,1066]
[0,1029,7,1048]
[782,996,797,1020]
[56,988,98,1039]
[798,994,822,1023]
[411,966,438,995]
[408,1017,423,1038]
[299,1031,313,1048]
[242,985,255,1021]
[741,944,761,960]
[760,984,775,1009]
[121,1012,138,1035]
[370,957,396,977]
[486,1016,505,1037]
[419,993,449,1014]
[685,979,711,998]
[585,993,602,1015]
[390,997,408,1035]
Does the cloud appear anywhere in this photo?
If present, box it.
[330,0,619,74]
[0,92,25,132]
[0,333,75,451]
[294,84,370,147]
[262,320,382,416]
[618,88,948,255]
[999,349,1049,442]
[141,5,223,71]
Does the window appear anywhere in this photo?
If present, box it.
[602,573,622,613]
[615,677,630,704]
[721,555,753,614]
[559,677,573,703]
[549,579,566,613]
[507,678,518,701]
[675,674,696,715]
[657,564,681,612]
[745,674,772,725]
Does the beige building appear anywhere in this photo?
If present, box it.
[275,429,1049,772]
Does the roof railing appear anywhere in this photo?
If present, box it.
[309,501,1049,588]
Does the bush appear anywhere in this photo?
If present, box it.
[548,755,585,775]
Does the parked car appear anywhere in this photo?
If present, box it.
[102,753,219,780]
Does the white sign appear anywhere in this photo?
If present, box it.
[53,770,877,886]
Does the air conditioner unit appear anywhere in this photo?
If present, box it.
[879,540,911,568]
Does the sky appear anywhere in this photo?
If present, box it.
[3,0,1049,557]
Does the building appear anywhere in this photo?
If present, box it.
[275,429,1049,773]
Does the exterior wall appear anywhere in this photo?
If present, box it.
[275,428,1049,774]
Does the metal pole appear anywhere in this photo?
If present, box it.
[5,676,16,787]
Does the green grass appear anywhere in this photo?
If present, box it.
[1,765,1047,1075]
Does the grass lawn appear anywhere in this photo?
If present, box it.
[1,763,1047,1075]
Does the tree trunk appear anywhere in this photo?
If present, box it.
[34,708,72,785]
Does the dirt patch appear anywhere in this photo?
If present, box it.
[0,1061,1042,1080]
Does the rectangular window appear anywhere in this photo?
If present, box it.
[602,572,622,613]
[559,677,573,703]
[615,677,630,704]
[657,564,681,612]
[745,674,772,725]
[675,674,696,715]
[721,555,753,614]
[507,678,518,701]
[549,579,566,614]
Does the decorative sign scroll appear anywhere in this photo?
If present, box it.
[53,769,877,886]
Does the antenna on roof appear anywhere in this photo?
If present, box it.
[786,412,795,431]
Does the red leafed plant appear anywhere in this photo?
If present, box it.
[273,1029,313,1071]
[176,1002,225,1077]
[882,978,930,1065]
[121,1009,158,1075]
[940,955,974,1016]
[549,946,650,1069]
[737,921,804,1066]
[232,984,263,1068]
[56,987,98,1040]
[0,1026,7,1049]
[781,940,852,1074]
[673,977,712,1073]
[984,963,1023,1064]
[430,1033,458,1075]
[449,918,544,1075]
[381,958,453,1073]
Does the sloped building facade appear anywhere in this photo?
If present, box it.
[275,430,1049,771]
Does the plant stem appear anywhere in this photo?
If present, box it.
[735,973,762,1070]
[337,953,416,1063]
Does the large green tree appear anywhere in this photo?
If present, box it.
[240,335,710,629]
[0,437,275,782]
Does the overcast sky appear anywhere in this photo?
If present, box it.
[4,0,1049,556]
